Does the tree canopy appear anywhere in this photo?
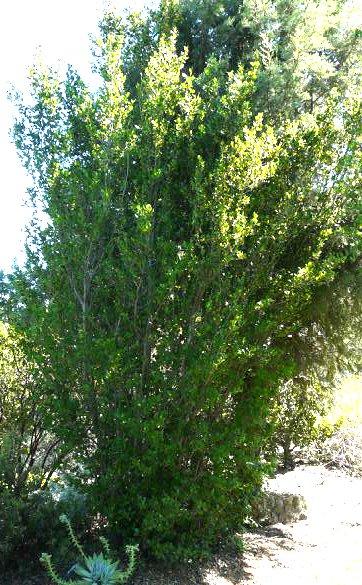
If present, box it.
[4,0,361,560]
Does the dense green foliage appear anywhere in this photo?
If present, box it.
[0,489,87,573]
[3,0,361,562]
[127,0,362,117]
[0,323,67,495]
[0,324,88,571]
[270,271,362,467]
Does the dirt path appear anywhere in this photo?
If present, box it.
[204,465,362,585]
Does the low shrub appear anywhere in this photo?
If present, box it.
[0,491,26,564]
[302,424,362,476]
[0,485,88,575]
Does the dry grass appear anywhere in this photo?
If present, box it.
[303,375,362,475]
[325,374,362,428]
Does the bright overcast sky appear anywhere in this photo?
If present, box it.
[0,0,154,273]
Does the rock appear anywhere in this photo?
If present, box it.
[252,491,307,525]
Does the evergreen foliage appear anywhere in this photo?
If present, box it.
[0,323,67,495]
[269,270,362,467]
[5,0,362,560]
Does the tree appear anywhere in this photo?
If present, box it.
[127,0,362,119]
[8,3,362,560]
[0,324,87,573]
[269,268,362,467]
[155,0,362,461]
[0,323,66,496]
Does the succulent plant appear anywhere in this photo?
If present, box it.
[40,515,138,585]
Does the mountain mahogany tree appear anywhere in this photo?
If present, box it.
[152,0,362,459]
[9,4,361,559]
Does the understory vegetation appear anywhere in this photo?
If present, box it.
[300,375,362,475]
[0,0,361,577]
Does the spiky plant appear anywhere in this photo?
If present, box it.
[40,515,138,585]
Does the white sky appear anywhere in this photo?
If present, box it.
[0,0,153,273]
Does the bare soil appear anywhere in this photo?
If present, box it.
[238,465,362,585]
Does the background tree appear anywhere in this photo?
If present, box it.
[0,323,66,495]
[0,323,84,572]
[126,0,362,118]
[269,268,362,467]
